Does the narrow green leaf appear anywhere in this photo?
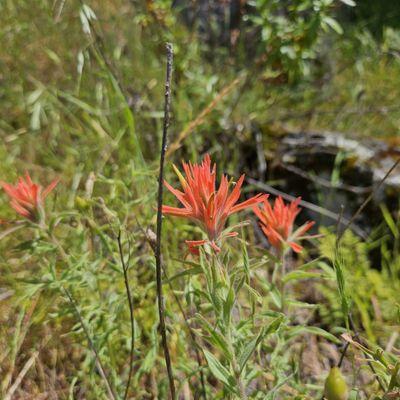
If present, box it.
[196,314,231,361]
[203,350,235,392]
[265,315,285,335]
[380,203,399,238]
[282,270,323,283]
[387,361,399,391]
[239,335,260,374]
[239,316,284,373]
[323,16,343,34]
[287,326,341,344]
[164,266,202,283]
[223,285,235,327]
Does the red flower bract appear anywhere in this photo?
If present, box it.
[162,154,266,253]
[0,172,59,221]
[253,196,314,253]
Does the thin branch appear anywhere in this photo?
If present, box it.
[63,288,117,400]
[337,157,400,243]
[117,230,135,400]
[334,206,350,370]
[337,341,349,369]
[265,104,400,125]
[334,205,345,254]
[155,43,176,400]
[278,162,372,194]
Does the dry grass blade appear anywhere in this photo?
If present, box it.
[166,76,243,157]
[0,224,25,240]
[4,351,38,400]
[2,296,39,395]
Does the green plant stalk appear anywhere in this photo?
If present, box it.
[272,249,287,314]
[280,252,287,314]
[228,336,248,400]
[214,255,247,399]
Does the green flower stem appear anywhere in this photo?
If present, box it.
[279,251,287,314]
[215,255,247,400]
[231,346,248,400]
[272,249,287,313]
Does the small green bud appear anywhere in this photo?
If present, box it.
[75,196,90,211]
[324,367,348,400]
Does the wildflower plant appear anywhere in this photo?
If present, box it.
[0,172,58,224]
[253,196,315,255]
[161,155,333,398]
[163,154,266,254]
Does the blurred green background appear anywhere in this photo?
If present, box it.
[1,1,400,399]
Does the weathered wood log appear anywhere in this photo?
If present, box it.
[279,129,400,189]
[246,126,400,241]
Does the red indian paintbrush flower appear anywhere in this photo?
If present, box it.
[0,172,59,221]
[162,154,267,254]
[253,196,314,254]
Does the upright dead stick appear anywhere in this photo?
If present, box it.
[156,43,176,399]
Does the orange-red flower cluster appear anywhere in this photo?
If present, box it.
[253,196,314,253]
[162,154,267,254]
[0,173,58,221]
[1,157,315,257]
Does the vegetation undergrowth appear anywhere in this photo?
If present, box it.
[0,1,399,399]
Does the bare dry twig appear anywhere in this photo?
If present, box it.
[4,352,38,400]
[155,43,176,400]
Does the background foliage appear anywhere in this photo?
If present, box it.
[0,0,399,399]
